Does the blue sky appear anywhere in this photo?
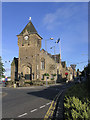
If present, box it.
[2,2,88,76]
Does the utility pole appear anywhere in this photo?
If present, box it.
[50,46,56,84]
[45,38,54,86]
[59,39,61,63]
[45,40,47,86]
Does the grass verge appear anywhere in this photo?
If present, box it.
[64,82,90,119]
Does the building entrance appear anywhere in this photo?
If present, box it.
[24,67,32,80]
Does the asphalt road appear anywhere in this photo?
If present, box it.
[2,83,68,119]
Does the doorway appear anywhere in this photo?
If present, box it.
[24,66,32,80]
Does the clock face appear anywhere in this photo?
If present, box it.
[24,36,28,40]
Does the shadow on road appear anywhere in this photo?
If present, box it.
[27,84,65,100]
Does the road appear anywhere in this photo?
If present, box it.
[2,83,69,119]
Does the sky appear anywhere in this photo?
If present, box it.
[1,2,88,76]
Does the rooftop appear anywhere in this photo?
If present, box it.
[19,21,37,35]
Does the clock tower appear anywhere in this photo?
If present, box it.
[17,20,42,82]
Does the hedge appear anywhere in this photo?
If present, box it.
[64,83,90,119]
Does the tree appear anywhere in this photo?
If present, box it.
[82,63,90,92]
[0,56,5,77]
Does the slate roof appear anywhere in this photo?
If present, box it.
[19,21,38,35]
[40,49,60,63]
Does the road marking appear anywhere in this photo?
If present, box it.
[18,113,27,117]
[44,90,64,119]
[46,102,52,105]
[40,105,46,109]
[31,109,37,113]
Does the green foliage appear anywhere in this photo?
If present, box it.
[47,81,55,84]
[25,81,33,85]
[82,63,90,92]
[53,74,56,76]
[0,56,5,77]
[51,78,54,80]
[2,75,5,78]
[64,83,90,119]
[5,81,13,86]
[44,73,49,76]
[86,76,90,92]
[32,80,45,86]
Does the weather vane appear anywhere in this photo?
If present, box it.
[29,17,31,21]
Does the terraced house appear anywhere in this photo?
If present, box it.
[11,19,68,86]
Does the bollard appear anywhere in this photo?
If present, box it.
[14,84,16,88]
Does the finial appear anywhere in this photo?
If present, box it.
[29,17,31,21]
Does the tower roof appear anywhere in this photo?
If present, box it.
[19,21,37,35]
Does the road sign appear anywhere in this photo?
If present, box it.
[70,64,76,70]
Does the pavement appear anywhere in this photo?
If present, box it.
[44,82,74,120]
[2,82,73,119]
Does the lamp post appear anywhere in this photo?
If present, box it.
[45,38,54,86]
[55,38,61,63]
[50,46,56,84]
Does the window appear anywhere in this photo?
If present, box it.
[32,73,34,79]
[41,75,44,79]
[41,58,45,70]
[37,39,40,47]
[51,74,53,79]
[37,65,39,70]
[37,75,39,79]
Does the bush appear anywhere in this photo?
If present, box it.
[51,78,54,80]
[32,80,45,86]
[64,96,90,119]
[5,81,13,85]
[48,81,55,84]
[53,74,56,76]
[25,81,33,85]
[86,76,90,92]
[44,73,49,76]
[64,83,90,119]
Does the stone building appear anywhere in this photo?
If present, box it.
[11,20,64,86]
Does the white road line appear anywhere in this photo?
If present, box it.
[18,113,27,117]
[40,105,46,109]
[31,109,37,113]
[46,102,51,105]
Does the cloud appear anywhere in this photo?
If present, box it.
[43,3,87,30]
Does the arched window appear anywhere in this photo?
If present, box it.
[41,58,45,70]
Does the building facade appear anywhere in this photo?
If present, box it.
[11,20,74,86]
[11,20,64,86]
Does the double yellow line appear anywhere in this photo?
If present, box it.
[44,90,63,120]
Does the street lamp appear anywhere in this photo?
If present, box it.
[50,46,57,84]
[55,38,61,63]
[45,38,54,52]
[45,38,54,86]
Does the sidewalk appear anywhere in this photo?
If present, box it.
[53,82,74,120]
[44,82,74,120]
[1,83,64,89]
[53,89,66,120]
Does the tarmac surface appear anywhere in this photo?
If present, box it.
[2,83,71,119]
